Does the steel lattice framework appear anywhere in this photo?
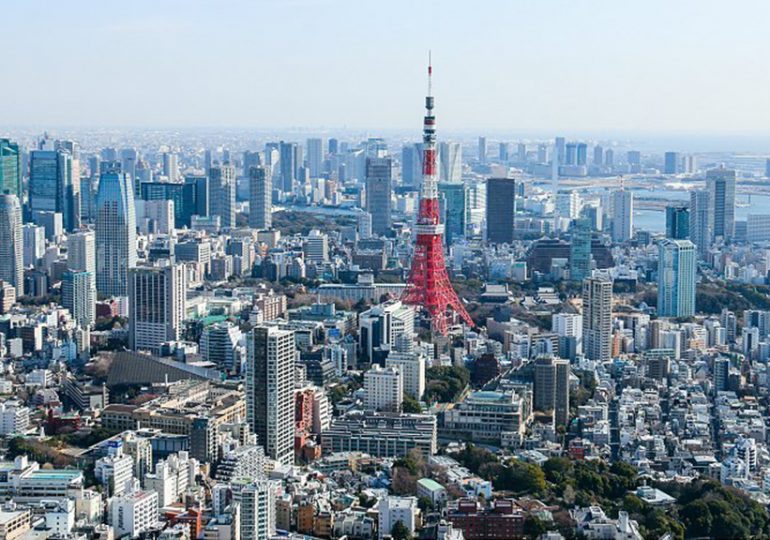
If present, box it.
[401,60,473,335]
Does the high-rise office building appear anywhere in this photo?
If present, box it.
[29,149,79,231]
[706,167,736,242]
[209,164,236,229]
[689,190,712,256]
[485,177,516,244]
[141,180,198,228]
[95,172,136,297]
[279,142,299,193]
[565,142,577,166]
[498,142,509,162]
[128,263,186,353]
[0,139,21,197]
[246,327,295,465]
[582,276,613,361]
[665,204,690,239]
[242,150,261,178]
[438,183,466,245]
[576,143,588,166]
[68,230,96,275]
[604,148,615,167]
[365,157,392,236]
[162,152,178,182]
[517,143,527,163]
[402,145,418,186]
[657,239,696,318]
[570,217,592,282]
[534,356,570,428]
[478,137,487,164]
[22,224,45,268]
[765,158,770,178]
[438,142,462,183]
[664,151,680,174]
[593,145,604,166]
[306,138,323,178]
[249,166,272,230]
[554,137,566,165]
[0,195,23,296]
[62,270,96,328]
[626,150,641,171]
[611,189,633,242]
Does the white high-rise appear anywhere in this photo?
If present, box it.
[22,224,45,268]
[68,230,96,274]
[62,270,96,328]
[385,333,425,400]
[364,365,403,412]
[248,165,271,230]
[246,327,295,465]
[209,164,236,229]
[233,480,277,540]
[0,195,23,296]
[657,239,697,318]
[439,142,462,183]
[96,172,136,297]
[128,263,187,353]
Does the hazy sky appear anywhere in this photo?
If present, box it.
[3,0,770,134]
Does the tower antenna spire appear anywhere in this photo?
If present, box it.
[428,50,432,97]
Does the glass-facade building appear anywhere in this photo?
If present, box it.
[657,238,697,318]
[439,182,466,245]
[0,139,21,197]
[96,172,136,297]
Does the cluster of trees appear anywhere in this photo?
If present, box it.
[668,480,770,539]
[455,444,546,494]
[424,366,469,404]
[453,448,770,539]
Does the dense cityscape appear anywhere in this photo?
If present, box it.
[5,3,770,540]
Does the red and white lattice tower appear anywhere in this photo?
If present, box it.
[401,58,473,335]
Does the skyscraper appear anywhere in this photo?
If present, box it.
[209,164,236,229]
[62,270,96,328]
[279,142,299,193]
[664,151,680,174]
[249,166,272,230]
[0,139,21,197]
[438,183,466,245]
[534,356,570,428]
[593,145,604,166]
[96,172,137,297]
[438,142,462,183]
[582,276,613,361]
[365,157,392,236]
[657,238,697,318]
[665,204,690,239]
[401,145,418,186]
[246,327,295,465]
[128,263,187,352]
[306,138,323,178]
[0,195,23,296]
[162,152,178,182]
[570,217,592,282]
[706,167,736,242]
[485,177,516,244]
[689,190,712,256]
[29,149,79,231]
[611,189,633,242]
[478,137,487,164]
[498,142,509,162]
[68,231,95,270]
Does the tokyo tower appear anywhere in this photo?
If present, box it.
[401,58,473,335]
